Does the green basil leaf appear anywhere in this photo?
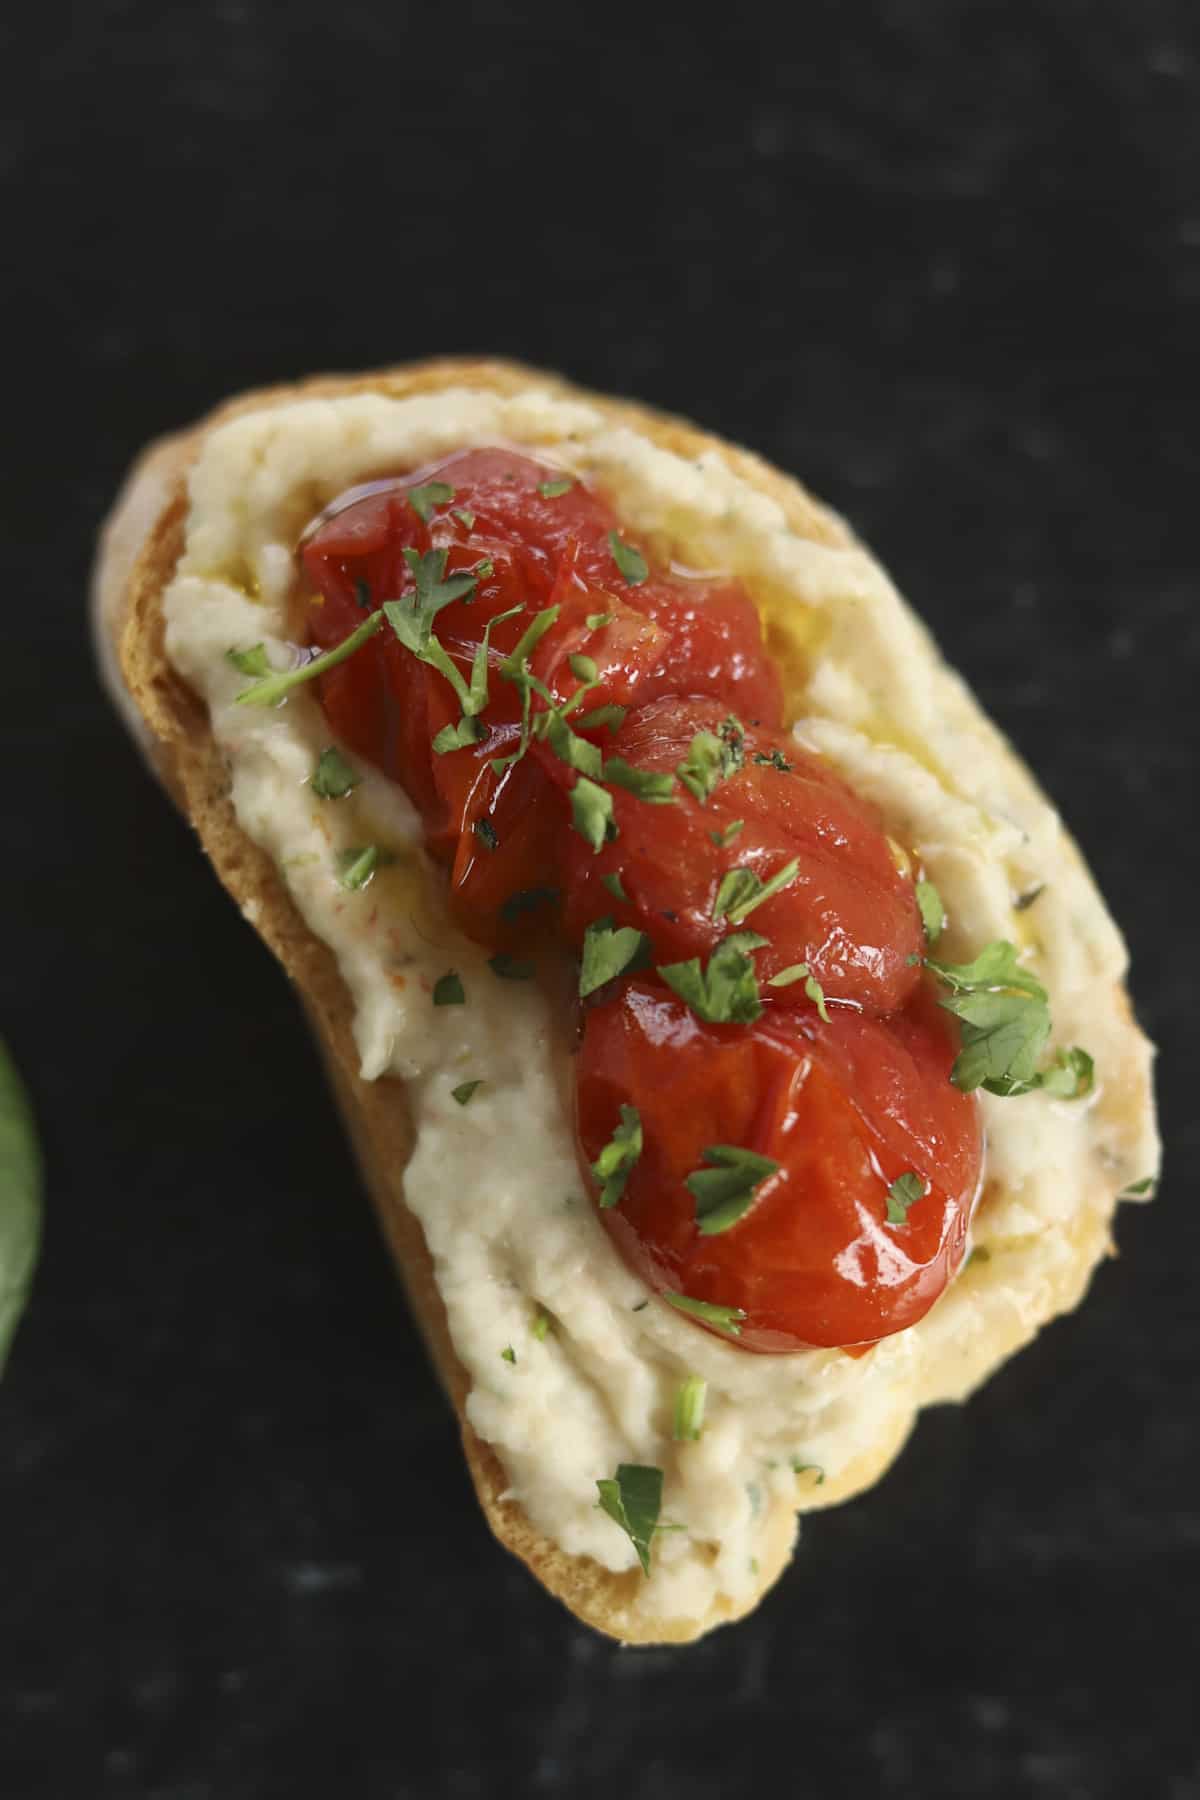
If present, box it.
[595,1463,663,1575]
[590,1105,642,1208]
[0,1040,42,1374]
[687,1145,780,1235]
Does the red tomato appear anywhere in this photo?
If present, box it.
[577,978,983,1351]
[560,697,924,1015]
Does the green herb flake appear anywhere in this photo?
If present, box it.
[226,643,270,678]
[538,477,575,498]
[886,1171,929,1225]
[574,702,627,735]
[603,757,677,804]
[586,611,613,630]
[915,879,945,946]
[311,746,360,799]
[595,1463,663,1575]
[676,727,745,805]
[608,530,649,587]
[569,652,598,684]
[384,548,480,658]
[600,870,628,902]
[433,971,465,1007]
[658,933,768,1025]
[712,857,800,926]
[687,1145,781,1235]
[673,1375,708,1442]
[336,845,380,890]
[353,580,371,612]
[791,1460,825,1484]
[1120,1175,1157,1199]
[474,818,499,852]
[541,708,604,779]
[499,886,560,924]
[0,1039,42,1373]
[590,1105,643,1208]
[501,1345,517,1364]
[663,1292,747,1337]
[1037,1045,1096,1099]
[570,776,616,852]
[532,1308,552,1341]
[432,716,487,754]
[406,480,455,523]
[453,509,476,531]
[709,819,745,848]
[579,919,650,997]
[488,953,535,981]
[751,748,792,772]
[235,609,385,707]
[451,1080,483,1106]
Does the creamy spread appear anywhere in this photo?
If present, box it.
[160,387,1159,1626]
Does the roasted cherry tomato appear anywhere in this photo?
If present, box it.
[577,977,983,1351]
[559,697,924,1015]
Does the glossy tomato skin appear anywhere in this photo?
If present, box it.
[577,977,982,1351]
[560,697,924,1015]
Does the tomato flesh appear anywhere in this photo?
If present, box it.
[577,978,981,1351]
[300,448,983,1350]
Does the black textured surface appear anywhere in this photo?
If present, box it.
[3,4,1197,1797]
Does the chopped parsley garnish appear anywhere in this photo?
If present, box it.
[915,879,945,946]
[751,748,792,772]
[473,558,495,580]
[712,858,800,926]
[489,604,562,774]
[226,643,270,678]
[473,817,499,852]
[570,776,616,852]
[532,1307,552,1341]
[432,716,487,754]
[926,940,1093,1097]
[663,1292,747,1337]
[488,953,535,980]
[590,1104,642,1208]
[676,726,743,805]
[542,708,604,778]
[658,933,767,1025]
[336,846,380,890]
[579,920,651,997]
[886,1172,928,1224]
[451,1080,482,1106]
[433,971,465,1007]
[385,547,480,655]
[574,703,626,735]
[311,746,360,799]
[569,652,598,684]
[501,1345,517,1364]
[499,886,560,924]
[791,1460,825,1483]
[600,870,628,902]
[595,1463,663,1575]
[710,819,745,848]
[405,480,455,523]
[608,531,649,587]
[453,509,476,531]
[603,757,677,804]
[1120,1175,1157,1199]
[586,610,613,630]
[766,962,830,1020]
[235,609,385,707]
[538,478,575,498]
[687,1145,780,1235]
[673,1375,707,1442]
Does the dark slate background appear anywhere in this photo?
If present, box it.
[3,4,1196,1796]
